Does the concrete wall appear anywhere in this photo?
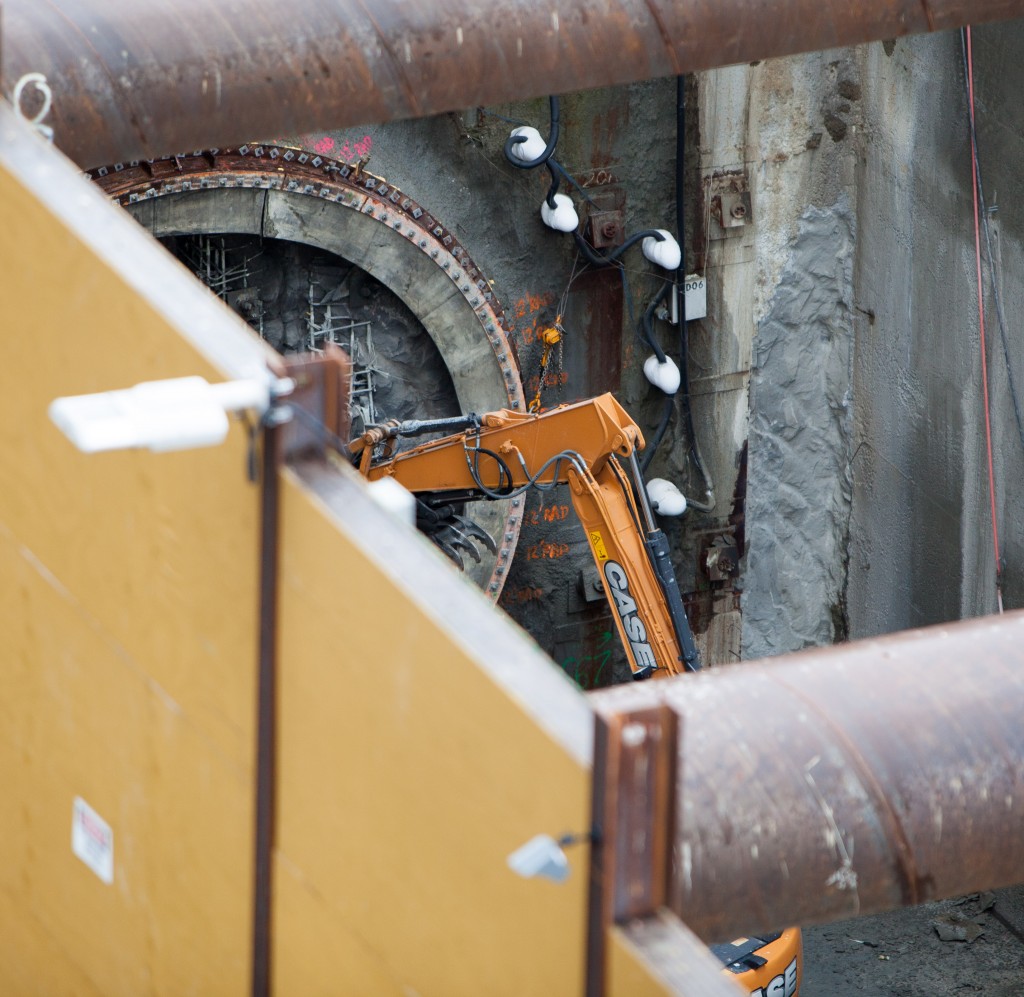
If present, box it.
[697,55,860,658]
[973,24,1024,616]
[729,25,1024,655]
[700,27,1024,657]
[847,31,993,637]
[289,27,1024,669]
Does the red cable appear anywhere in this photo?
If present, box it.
[966,26,1003,611]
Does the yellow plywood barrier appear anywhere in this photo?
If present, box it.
[609,927,677,997]
[274,463,594,994]
[0,107,275,992]
[0,106,674,994]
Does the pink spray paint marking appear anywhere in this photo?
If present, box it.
[302,134,374,162]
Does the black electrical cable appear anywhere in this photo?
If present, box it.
[543,159,561,209]
[502,96,578,210]
[641,396,675,474]
[960,29,1024,458]
[572,228,666,269]
[640,282,671,363]
[636,76,689,474]
[675,75,687,315]
[483,107,597,207]
[503,95,561,169]
[674,74,714,505]
[548,159,599,208]
[624,267,671,386]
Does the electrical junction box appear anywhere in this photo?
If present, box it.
[670,274,707,323]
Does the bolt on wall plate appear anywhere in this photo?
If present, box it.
[706,171,753,239]
[585,207,626,249]
[700,534,740,582]
[717,190,751,228]
[581,186,626,250]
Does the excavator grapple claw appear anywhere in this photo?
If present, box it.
[450,514,498,555]
[434,536,465,570]
[415,501,497,571]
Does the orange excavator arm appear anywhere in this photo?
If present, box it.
[352,393,701,678]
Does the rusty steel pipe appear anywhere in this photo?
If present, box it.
[4,0,1024,169]
[590,611,1024,942]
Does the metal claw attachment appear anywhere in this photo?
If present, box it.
[416,502,498,570]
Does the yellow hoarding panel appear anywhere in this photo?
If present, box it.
[0,538,252,991]
[0,105,679,995]
[275,464,594,995]
[0,106,271,992]
[609,926,677,997]
[609,915,747,997]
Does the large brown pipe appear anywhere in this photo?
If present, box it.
[590,611,1024,942]
[3,0,1024,169]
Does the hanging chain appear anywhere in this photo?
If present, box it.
[528,318,564,412]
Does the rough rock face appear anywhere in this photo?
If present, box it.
[742,199,855,658]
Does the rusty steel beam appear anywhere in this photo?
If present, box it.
[587,706,680,996]
[3,0,1024,168]
[590,611,1024,943]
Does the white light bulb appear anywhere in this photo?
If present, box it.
[508,126,546,162]
[642,230,682,270]
[646,478,688,516]
[540,193,579,233]
[643,354,680,395]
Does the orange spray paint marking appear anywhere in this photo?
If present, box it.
[526,541,571,561]
[524,504,569,527]
[509,292,555,339]
[526,371,569,394]
[500,586,546,607]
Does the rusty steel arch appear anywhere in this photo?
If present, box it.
[90,146,526,597]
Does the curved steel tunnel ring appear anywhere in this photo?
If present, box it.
[89,146,525,599]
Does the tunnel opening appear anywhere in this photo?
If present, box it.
[90,146,525,596]
[158,233,462,438]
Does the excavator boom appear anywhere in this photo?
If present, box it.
[356,394,701,678]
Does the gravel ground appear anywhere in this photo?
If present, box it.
[801,886,1024,995]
